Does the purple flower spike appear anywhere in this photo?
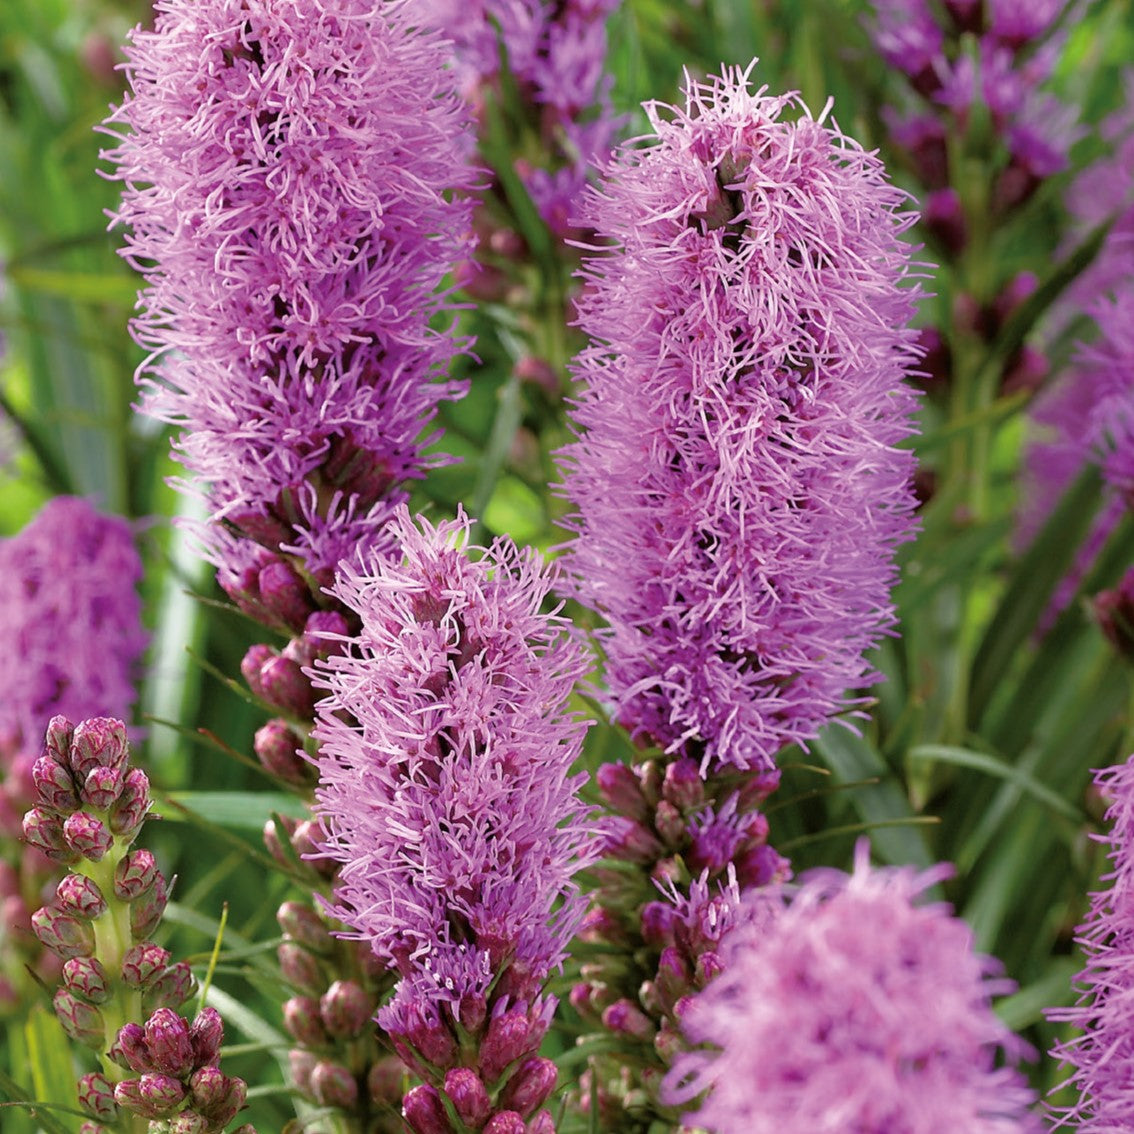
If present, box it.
[663,843,1040,1132]
[558,63,921,774]
[102,0,478,577]
[313,506,597,1007]
[1047,754,1134,1129]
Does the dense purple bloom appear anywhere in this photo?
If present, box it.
[662,843,1040,1133]
[415,0,618,237]
[557,65,921,773]
[1048,755,1134,1128]
[103,0,477,578]
[0,498,145,776]
[312,506,596,997]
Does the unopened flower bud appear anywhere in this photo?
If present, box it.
[63,957,112,1004]
[310,1060,358,1109]
[278,942,325,996]
[595,763,648,821]
[601,999,656,1042]
[240,644,275,698]
[33,905,95,958]
[108,768,151,838]
[78,1072,118,1120]
[121,943,171,989]
[254,720,311,786]
[480,1010,537,1084]
[367,1057,405,1106]
[115,849,160,900]
[403,1084,455,1134]
[320,980,373,1038]
[115,1073,186,1119]
[56,873,108,919]
[277,900,334,953]
[54,987,106,1048]
[82,765,125,810]
[168,1112,211,1134]
[114,1022,151,1073]
[262,814,297,866]
[44,716,74,764]
[653,800,685,846]
[499,1058,557,1117]
[130,873,169,940]
[653,1020,684,1065]
[188,1068,247,1125]
[289,1049,317,1098]
[662,758,705,810]
[605,817,663,864]
[482,1112,526,1134]
[284,996,328,1048]
[290,820,334,874]
[144,1007,195,1077]
[143,961,195,1012]
[444,1068,491,1127]
[32,755,79,811]
[70,718,129,779]
[259,655,317,717]
[63,811,113,861]
[527,1112,556,1134]
[23,808,69,855]
[258,560,314,632]
[189,1006,225,1067]
[695,949,725,986]
[640,901,677,947]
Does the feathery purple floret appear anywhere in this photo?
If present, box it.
[415,0,619,236]
[0,498,146,771]
[1048,755,1134,1129]
[662,843,1040,1133]
[102,0,477,578]
[558,64,921,773]
[312,507,596,1001]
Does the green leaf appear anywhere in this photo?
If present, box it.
[21,1004,78,1133]
[155,791,309,831]
[995,958,1081,1032]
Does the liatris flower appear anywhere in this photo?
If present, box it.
[558,63,922,774]
[418,0,619,240]
[312,506,595,1132]
[0,496,146,837]
[25,716,254,1133]
[1047,754,1134,1128]
[102,0,477,580]
[662,843,1041,1133]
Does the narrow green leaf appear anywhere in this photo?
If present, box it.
[995,958,1081,1032]
[155,791,309,831]
[22,1004,78,1132]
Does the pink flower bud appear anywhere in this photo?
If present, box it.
[121,943,171,989]
[63,957,112,1004]
[403,1084,455,1134]
[601,999,656,1041]
[240,643,276,698]
[310,1060,359,1110]
[70,718,129,779]
[189,1066,247,1125]
[22,808,70,855]
[595,762,648,820]
[63,811,113,861]
[258,560,314,632]
[320,979,374,1039]
[130,873,169,940]
[277,900,334,953]
[527,1111,556,1134]
[115,1073,186,1119]
[169,1112,211,1134]
[662,758,704,810]
[32,905,95,958]
[32,755,79,811]
[259,654,317,717]
[284,995,328,1048]
[44,715,74,764]
[82,764,125,810]
[263,814,298,866]
[483,1111,526,1134]
[114,1022,152,1073]
[289,1048,317,1098]
[367,1056,405,1105]
[54,987,106,1048]
[278,942,325,996]
[640,901,677,947]
[480,1010,538,1084]
[653,1020,684,1065]
[142,960,195,1012]
[653,800,685,845]
[189,1006,225,1067]
[78,1071,118,1121]
[115,849,160,900]
[444,1068,492,1127]
[108,768,151,838]
[605,816,663,863]
[144,1007,195,1078]
[499,1058,557,1117]
[56,873,108,919]
[254,719,312,785]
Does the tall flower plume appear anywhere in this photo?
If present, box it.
[102,0,477,578]
[662,843,1041,1133]
[1047,754,1134,1129]
[558,64,922,773]
[312,508,596,1131]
